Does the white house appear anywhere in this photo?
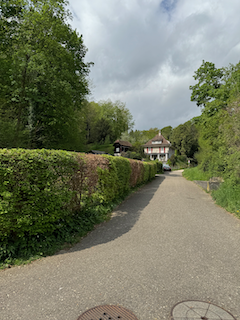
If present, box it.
[143,131,175,162]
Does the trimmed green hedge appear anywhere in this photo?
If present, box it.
[0,149,157,264]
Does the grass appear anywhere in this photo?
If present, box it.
[212,181,240,217]
[183,167,240,218]
[182,166,212,181]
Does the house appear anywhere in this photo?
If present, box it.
[143,131,174,162]
[113,140,132,156]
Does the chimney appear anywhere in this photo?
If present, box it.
[159,130,161,136]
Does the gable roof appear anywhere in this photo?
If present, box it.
[143,132,171,147]
[113,140,132,147]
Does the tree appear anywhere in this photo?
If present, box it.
[141,128,159,141]
[189,60,225,108]
[161,126,172,140]
[170,121,198,158]
[84,100,134,144]
[0,0,92,150]
[189,60,240,177]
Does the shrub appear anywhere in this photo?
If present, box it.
[154,160,163,173]
[0,149,156,265]
[212,180,240,215]
[182,167,212,181]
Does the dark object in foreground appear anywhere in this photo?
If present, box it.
[77,305,139,319]
[163,164,171,171]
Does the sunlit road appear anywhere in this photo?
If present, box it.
[1,170,240,319]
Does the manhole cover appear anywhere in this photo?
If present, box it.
[77,305,139,320]
[171,301,236,320]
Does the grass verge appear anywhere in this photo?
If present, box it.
[183,167,240,219]
[182,167,212,181]
[212,181,240,217]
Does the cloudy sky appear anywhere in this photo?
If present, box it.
[68,0,240,130]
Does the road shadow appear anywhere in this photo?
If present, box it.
[56,175,165,254]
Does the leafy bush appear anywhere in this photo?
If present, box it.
[182,167,212,181]
[153,160,163,174]
[0,149,77,241]
[0,149,156,265]
[121,151,142,160]
[169,154,177,166]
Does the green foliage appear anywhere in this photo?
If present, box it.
[142,161,156,182]
[189,60,225,108]
[168,154,188,168]
[87,143,114,155]
[169,154,177,166]
[0,149,77,241]
[0,149,156,265]
[190,60,240,179]
[160,126,172,140]
[121,150,142,160]
[188,60,240,216]
[170,120,199,158]
[121,127,160,145]
[212,180,240,215]
[0,0,92,150]
[131,141,145,158]
[182,167,212,181]
[84,100,134,145]
[153,160,163,174]
[93,155,131,204]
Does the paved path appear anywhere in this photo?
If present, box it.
[1,171,240,320]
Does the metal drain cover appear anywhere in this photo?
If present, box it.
[171,301,236,320]
[77,305,139,320]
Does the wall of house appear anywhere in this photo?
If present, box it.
[144,147,168,154]
[144,146,174,163]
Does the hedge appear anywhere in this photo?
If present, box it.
[0,149,157,264]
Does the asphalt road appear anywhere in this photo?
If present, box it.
[1,170,240,320]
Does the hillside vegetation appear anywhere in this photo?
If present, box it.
[183,60,240,216]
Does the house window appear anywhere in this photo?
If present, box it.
[116,147,119,152]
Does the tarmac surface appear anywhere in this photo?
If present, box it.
[1,170,240,320]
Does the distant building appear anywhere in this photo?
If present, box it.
[143,131,174,162]
[113,140,132,156]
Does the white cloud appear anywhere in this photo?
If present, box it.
[68,0,240,130]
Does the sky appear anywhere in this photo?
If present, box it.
[68,0,240,131]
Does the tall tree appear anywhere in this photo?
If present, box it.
[170,121,198,158]
[189,60,225,108]
[84,100,134,144]
[161,126,172,140]
[0,0,92,150]
[189,60,240,176]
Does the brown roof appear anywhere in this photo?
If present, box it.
[114,140,132,147]
[143,133,171,147]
